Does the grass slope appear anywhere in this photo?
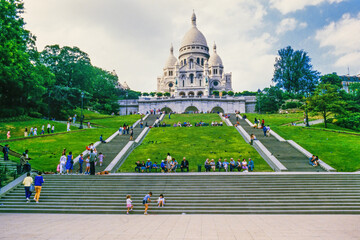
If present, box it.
[0,119,77,140]
[90,115,140,129]
[162,113,222,125]
[272,126,360,172]
[119,127,273,172]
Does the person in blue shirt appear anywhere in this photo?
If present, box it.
[152,162,158,171]
[262,125,267,137]
[34,172,44,203]
[78,154,84,174]
[248,158,254,171]
[145,159,152,172]
[229,158,236,172]
[161,160,167,173]
[143,192,152,215]
[100,135,106,143]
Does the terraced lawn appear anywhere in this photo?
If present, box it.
[161,113,222,126]
[243,112,321,126]
[119,126,273,172]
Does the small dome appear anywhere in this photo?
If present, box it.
[208,43,223,66]
[180,12,208,49]
[164,45,177,68]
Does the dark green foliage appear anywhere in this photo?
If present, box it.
[164,92,170,97]
[335,113,360,131]
[283,101,302,109]
[273,46,319,94]
[256,86,284,113]
[142,92,149,96]
[212,90,219,96]
[156,92,163,97]
[227,91,234,96]
[320,73,342,88]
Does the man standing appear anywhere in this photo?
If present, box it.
[47,123,51,134]
[143,192,152,215]
[180,157,189,172]
[262,125,267,137]
[20,153,27,172]
[3,144,9,161]
[89,149,97,175]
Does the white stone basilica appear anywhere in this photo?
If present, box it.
[157,12,232,97]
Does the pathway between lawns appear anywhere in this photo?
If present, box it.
[228,114,324,172]
[74,114,159,172]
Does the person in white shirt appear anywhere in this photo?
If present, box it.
[158,194,165,207]
[126,195,134,214]
[59,154,67,174]
[51,125,55,133]
[22,173,34,202]
[47,123,51,134]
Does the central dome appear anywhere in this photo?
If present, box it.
[180,12,208,49]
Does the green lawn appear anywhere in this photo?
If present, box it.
[119,127,273,172]
[243,112,322,127]
[272,125,360,172]
[310,123,360,134]
[162,113,222,125]
[72,108,114,120]
[3,115,140,172]
[0,119,77,140]
[90,115,140,129]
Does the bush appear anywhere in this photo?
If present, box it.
[283,101,302,109]
[228,91,234,96]
[212,90,219,96]
[335,113,360,131]
[156,92,163,97]
[28,112,43,118]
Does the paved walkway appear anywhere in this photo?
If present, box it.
[228,114,324,172]
[297,119,324,127]
[1,214,359,240]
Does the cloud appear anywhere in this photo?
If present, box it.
[270,0,344,14]
[315,12,360,73]
[276,18,307,34]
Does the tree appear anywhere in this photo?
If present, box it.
[212,90,219,96]
[320,73,342,88]
[164,92,170,97]
[142,92,149,96]
[221,91,227,96]
[150,92,156,97]
[273,46,319,94]
[156,92,163,97]
[227,91,234,96]
[256,86,284,113]
[308,83,347,128]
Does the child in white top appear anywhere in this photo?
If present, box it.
[98,153,104,167]
[126,195,133,214]
[85,156,90,174]
[158,194,165,207]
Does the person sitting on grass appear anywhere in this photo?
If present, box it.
[210,159,216,172]
[242,159,248,172]
[152,162,158,171]
[236,159,242,172]
[223,159,229,172]
[216,159,223,172]
[229,158,236,172]
[100,135,106,143]
[135,161,141,173]
[204,158,211,172]
[161,160,167,173]
[170,158,178,172]
[180,157,189,172]
[145,159,152,172]
[140,161,146,173]
[248,158,254,171]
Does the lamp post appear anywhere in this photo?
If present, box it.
[125,92,128,115]
[304,92,310,127]
[48,91,51,120]
[79,91,84,129]
[257,89,261,114]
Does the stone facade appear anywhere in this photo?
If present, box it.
[157,12,232,97]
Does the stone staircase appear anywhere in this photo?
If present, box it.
[228,114,325,172]
[1,174,360,214]
[74,114,159,172]
[0,159,18,173]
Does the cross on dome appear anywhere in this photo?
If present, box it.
[191,10,196,27]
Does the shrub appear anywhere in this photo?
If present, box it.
[212,90,219,96]
[156,92,163,97]
[335,113,360,131]
[283,101,302,109]
[28,112,43,118]
[228,91,234,96]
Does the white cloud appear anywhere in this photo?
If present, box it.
[270,0,344,14]
[276,18,308,34]
[315,12,360,74]
[23,0,277,92]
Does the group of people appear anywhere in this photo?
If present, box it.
[250,118,271,137]
[204,158,254,172]
[57,145,105,175]
[24,123,55,138]
[126,192,165,215]
[135,154,189,173]
[309,155,320,167]
[22,172,44,203]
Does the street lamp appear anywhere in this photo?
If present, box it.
[257,89,261,114]
[125,92,128,115]
[79,91,84,129]
[304,92,310,127]
[48,91,51,120]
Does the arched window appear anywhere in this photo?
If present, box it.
[201,58,204,66]
[197,58,200,64]
[190,74,194,84]
[181,60,183,66]
[183,80,185,87]
[199,79,202,86]
[189,59,194,69]
[184,59,187,65]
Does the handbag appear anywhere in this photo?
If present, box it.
[29,184,35,192]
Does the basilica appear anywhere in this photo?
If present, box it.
[157,12,233,97]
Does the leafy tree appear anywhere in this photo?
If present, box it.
[212,90,219,96]
[221,91,227,96]
[308,83,347,128]
[320,73,342,88]
[156,92,163,97]
[273,46,319,94]
[142,92,149,96]
[227,91,234,96]
[256,86,284,113]
[164,92,170,97]
[150,92,156,97]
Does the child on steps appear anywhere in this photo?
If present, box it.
[126,195,133,214]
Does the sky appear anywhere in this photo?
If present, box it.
[23,0,360,93]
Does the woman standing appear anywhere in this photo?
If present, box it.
[66,152,73,174]
[59,153,67,174]
[34,172,44,203]
[24,128,28,137]
[22,173,33,202]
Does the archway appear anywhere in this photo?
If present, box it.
[197,91,203,96]
[185,106,199,113]
[211,106,224,113]
[161,107,173,114]
[188,91,195,97]
[179,92,186,96]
